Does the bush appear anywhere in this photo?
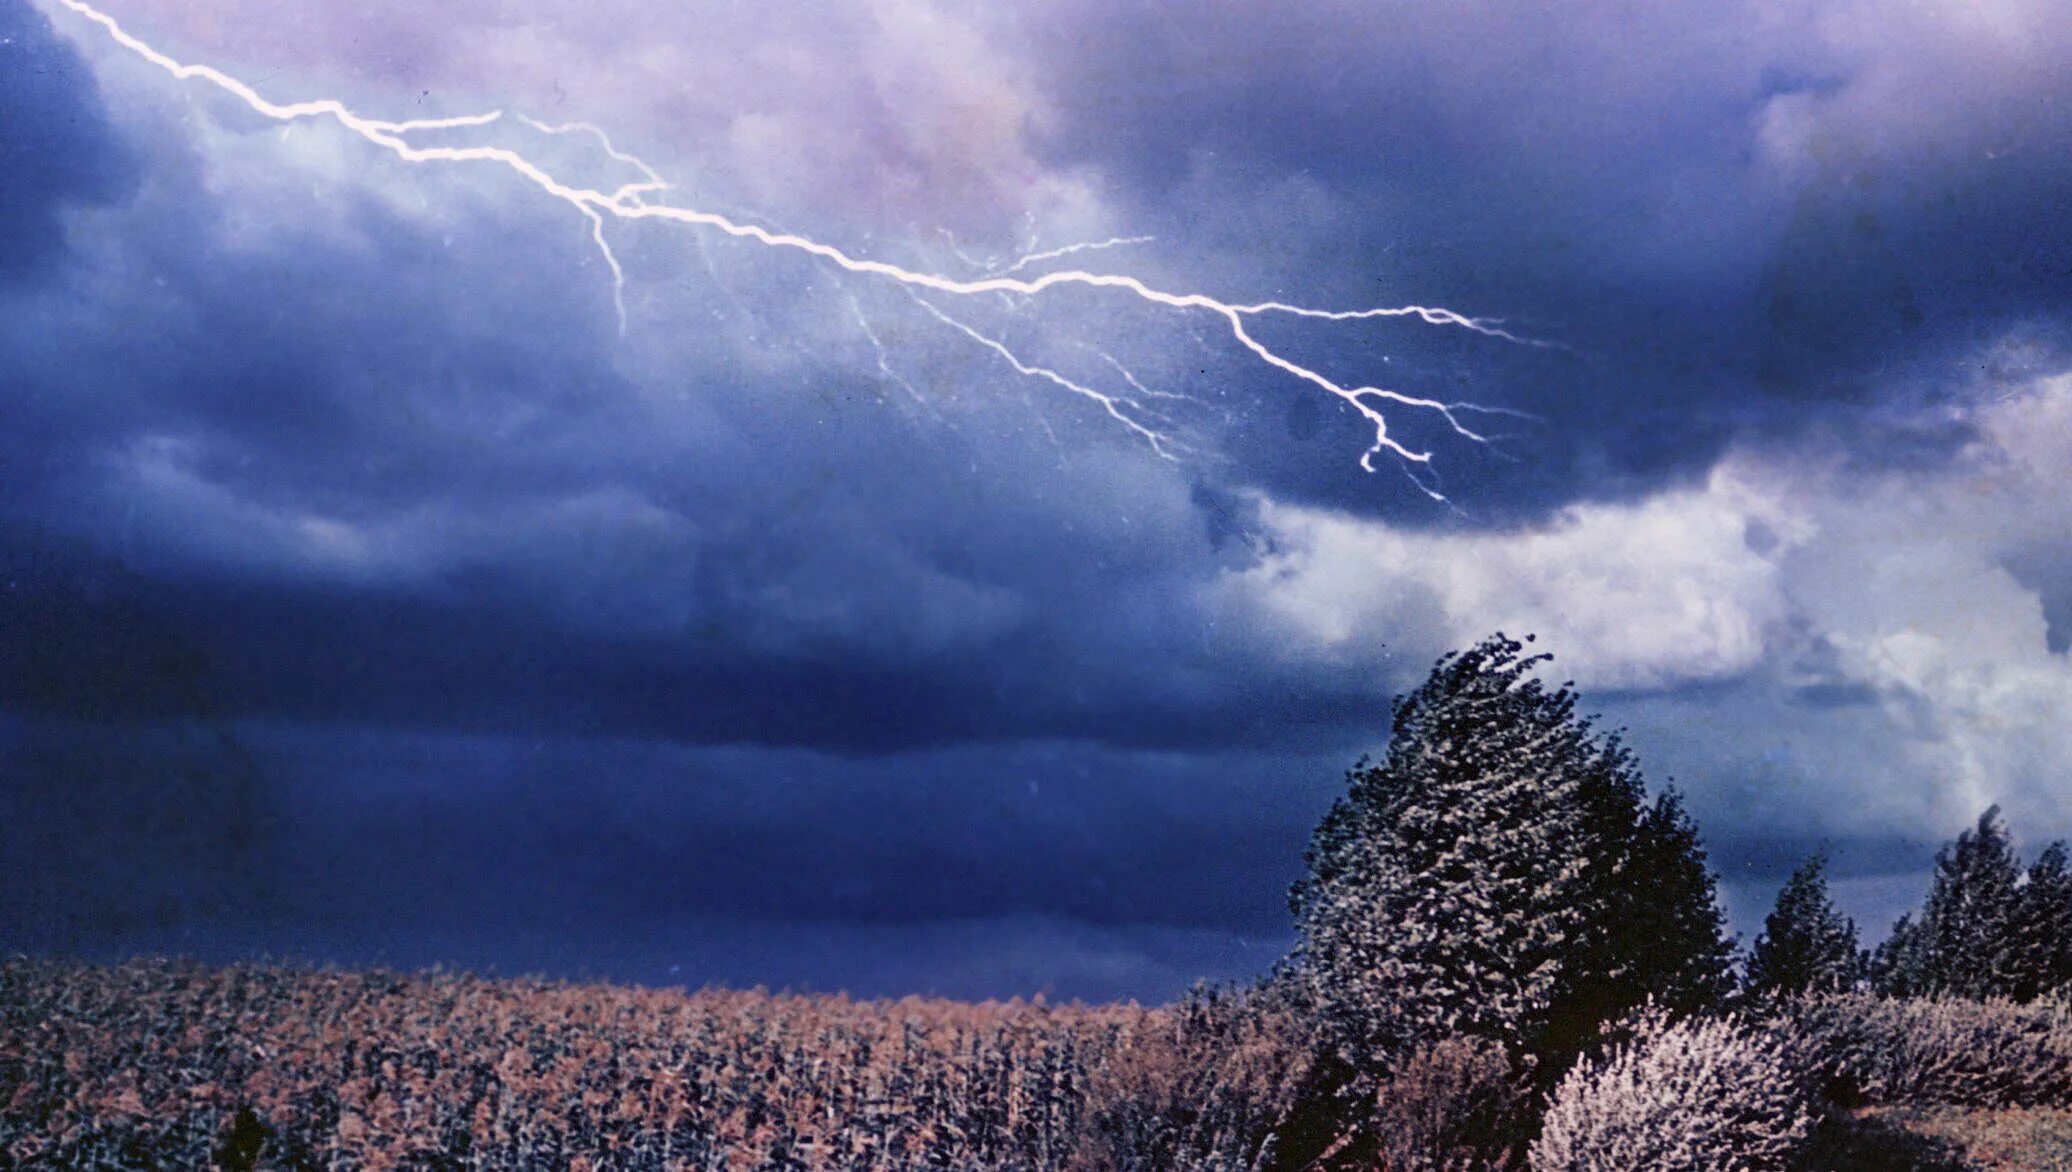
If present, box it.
[1363,1037,1533,1172]
[1529,1013,1812,1172]
[1070,988,1531,1172]
[1782,993,2072,1109]
[1067,982,1319,1171]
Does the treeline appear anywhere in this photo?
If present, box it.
[1746,807,2072,1003]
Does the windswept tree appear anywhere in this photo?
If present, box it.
[1873,807,2024,999]
[1744,853,1863,1001]
[1288,635,1732,1070]
[2005,842,2072,1001]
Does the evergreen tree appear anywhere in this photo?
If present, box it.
[1744,853,1862,1001]
[1619,790,1739,1009]
[1541,789,1736,1055]
[1289,635,1732,1067]
[1923,806,2022,998]
[1870,912,1933,997]
[2004,841,2072,1002]
[1871,807,2025,998]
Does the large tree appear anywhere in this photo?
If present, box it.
[1744,853,1863,1001]
[1288,635,1731,1066]
[1872,807,2025,999]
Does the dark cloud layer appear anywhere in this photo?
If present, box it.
[0,0,133,277]
[2,714,1333,999]
[1014,0,2072,517]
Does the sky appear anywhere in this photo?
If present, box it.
[4,0,2072,1002]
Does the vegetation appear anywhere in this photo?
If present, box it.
[1068,981,1318,1171]
[12,634,2072,1167]
[0,957,1138,1170]
[1743,853,1864,1002]
[1871,807,2072,1002]
[1781,993,2072,1110]
[1287,636,1730,1073]
[1530,1012,1812,1171]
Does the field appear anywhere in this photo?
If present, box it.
[11,958,2072,1170]
[0,958,1151,1170]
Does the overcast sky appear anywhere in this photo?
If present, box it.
[5,0,2072,1001]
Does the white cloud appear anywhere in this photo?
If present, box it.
[1224,463,1799,692]
[1226,364,2072,844]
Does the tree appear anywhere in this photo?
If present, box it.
[2003,841,2072,1002]
[1869,912,1933,998]
[1288,635,1732,1068]
[1596,791,1737,1012]
[1743,853,1862,1001]
[1872,807,2024,999]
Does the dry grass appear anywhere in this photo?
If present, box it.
[1871,1105,2072,1171]
[0,958,1540,1170]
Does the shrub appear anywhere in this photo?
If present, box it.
[1363,1037,1533,1172]
[1067,982,1319,1171]
[1782,993,2072,1109]
[1529,1013,1812,1172]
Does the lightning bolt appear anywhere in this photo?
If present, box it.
[55,0,1538,498]
[1000,235,1156,274]
[904,293,1184,462]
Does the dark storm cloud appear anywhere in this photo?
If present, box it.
[0,33,1393,759]
[1007,0,2072,517]
[2,719,1338,1000]
[0,17,1246,759]
[0,0,134,277]
[0,521,1381,752]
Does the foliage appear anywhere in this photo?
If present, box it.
[2006,842,2072,1003]
[1359,1037,1533,1172]
[1743,853,1863,1002]
[1873,912,1939,1002]
[1067,981,1319,1172]
[1528,1011,1813,1172]
[1920,806,2023,999]
[1289,634,1731,1068]
[1873,807,2072,1003]
[1552,788,1735,1053]
[1781,993,2072,1110]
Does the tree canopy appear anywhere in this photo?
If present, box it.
[1288,634,1731,1067]
[1744,853,1863,1001]
[1873,807,2072,1001]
